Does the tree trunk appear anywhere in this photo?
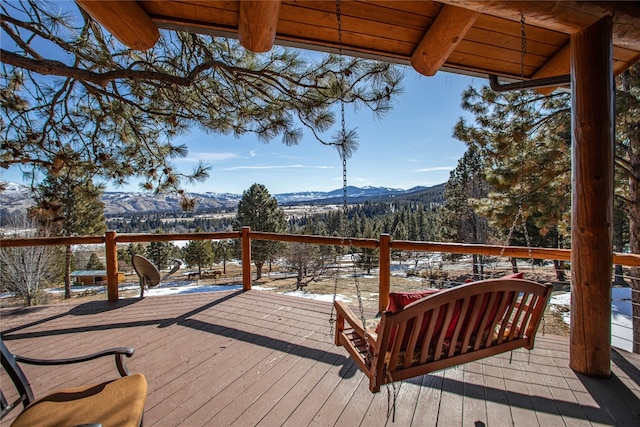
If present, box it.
[630,168,640,354]
[472,254,479,278]
[255,261,264,279]
[554,260,566,281]
[64,244,72,299]
[613,208,628,285]
[510,257,518,273]
[296,267,303,290]
[628,124,640,354]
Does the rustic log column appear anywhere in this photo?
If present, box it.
[238,0,281,52]
[570,16,613,377]
[241,226,252,291]
[105,230,119,302]
[379,234,391,313]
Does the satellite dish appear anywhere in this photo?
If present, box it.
[132,255,161,288]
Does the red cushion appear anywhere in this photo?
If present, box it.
[377,289,446,351]
[385,289,441,313]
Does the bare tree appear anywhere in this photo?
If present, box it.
[282,242,327,290]
[0,215,57,306]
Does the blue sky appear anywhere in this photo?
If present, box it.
[1,1,484,195]
[156,69,480,195]
[3,68,480,195]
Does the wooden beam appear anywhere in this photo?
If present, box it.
[436,1,640,52]
[238,0,282,53]
[569,15,613,378]
[76,1,159,51]
[533,43,570,95]
[411,5,479,76]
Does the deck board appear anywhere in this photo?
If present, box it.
[2,290,639,426]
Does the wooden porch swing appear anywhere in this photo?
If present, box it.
[334,278,552,392]
[329,8,552,393]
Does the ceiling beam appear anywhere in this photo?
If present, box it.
[435,1,640,52]
[238,0,282,53]
[76,0,159,50]
[411,5,479,76]
[532,43,570,95]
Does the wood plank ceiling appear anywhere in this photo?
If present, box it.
[77,1,640,83]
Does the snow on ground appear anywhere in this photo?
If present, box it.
[550,287,632,352]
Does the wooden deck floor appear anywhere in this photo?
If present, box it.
[1,290,639,426]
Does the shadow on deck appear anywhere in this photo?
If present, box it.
[2,290,639,426]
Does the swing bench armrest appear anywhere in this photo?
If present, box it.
[334,300,377,345]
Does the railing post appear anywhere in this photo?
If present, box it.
[379,234,391,313]
[241,226,252,291]
[105,230,119,302]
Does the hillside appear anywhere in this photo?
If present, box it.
[0,182,445,217]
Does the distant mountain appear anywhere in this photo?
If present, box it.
[0,182,445,216]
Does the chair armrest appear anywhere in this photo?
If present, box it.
[14,347,135,377]
[334,300,366,336]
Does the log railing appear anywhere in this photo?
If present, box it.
[2,227,639,312]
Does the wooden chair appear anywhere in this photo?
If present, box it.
[334,278,553,392]
[1,339,147,427]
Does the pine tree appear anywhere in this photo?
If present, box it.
[439,145,490,277]
[85,253,105,270]
[1,1,402,206]
[183,239,214,276]
[453,86,571,277]
[30,171,107,298]
[145,231,175,271]
[236,184,287,279]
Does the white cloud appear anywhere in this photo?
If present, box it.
[413,166,453,173]
[177,152,239,162]
[223,164,334,171]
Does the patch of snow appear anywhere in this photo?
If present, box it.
[550,288,632,352]
[279,289,351,303]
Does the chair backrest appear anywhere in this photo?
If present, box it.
[132,254,160,287]
[373,278,552,387]
[0,340,34,420]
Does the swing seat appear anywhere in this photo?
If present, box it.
[334,278,553,392]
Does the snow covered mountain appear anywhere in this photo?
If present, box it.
[0,182,441,215]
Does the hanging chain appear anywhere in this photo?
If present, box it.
[519,14,527,84]
[518,15,534,272]
[498,206,522,259]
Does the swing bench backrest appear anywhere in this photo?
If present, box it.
[334,278,553,392]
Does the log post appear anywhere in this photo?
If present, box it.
[241,226,252,291]
[238,0,281,52]
[105,230,119,302]
[379,234,391,313]
[569,16,613,377]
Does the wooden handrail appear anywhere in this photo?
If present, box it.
[1,229,639,303]
[249,231,379,249]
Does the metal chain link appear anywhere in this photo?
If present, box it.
[498,206,522,258]
[520,14,527,83]
[328,1,368,360]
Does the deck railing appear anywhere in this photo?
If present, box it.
[2,227,640,312]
